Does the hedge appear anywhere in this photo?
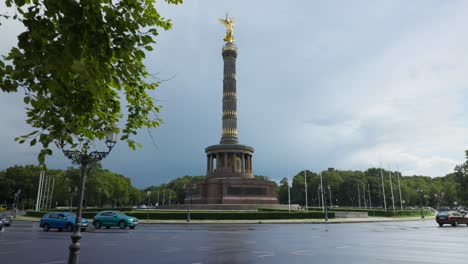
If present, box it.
[306,207,432,216]
[42,207,133,212]
[26,210,334,220]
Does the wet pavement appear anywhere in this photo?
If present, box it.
[0,220,467,264]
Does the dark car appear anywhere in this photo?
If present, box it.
[0,214,12,227]
[436,211,468,226]
[40,212,88,232]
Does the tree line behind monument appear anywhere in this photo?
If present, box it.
[2,151,468,209]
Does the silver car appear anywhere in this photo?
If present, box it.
[0,214,12,227]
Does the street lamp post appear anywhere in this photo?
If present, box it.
[440,192,445,208]
[59,129,117,264]
[317,185,321,208]
[13,189,21,218]
[146,190,151,222]
[368,183,372,209]
[320,172,327,221]
[357,184,361,208]
[417,188,424,219]
[185,184,196,223]
[68,186,78,212]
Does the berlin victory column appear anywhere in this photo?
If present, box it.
[189,15,278,205]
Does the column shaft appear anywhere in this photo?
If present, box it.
[233,154,237,172]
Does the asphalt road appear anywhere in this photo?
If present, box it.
[1,220,467,264]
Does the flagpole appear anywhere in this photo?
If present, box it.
[380,166,387,211]
[304,171,308,211]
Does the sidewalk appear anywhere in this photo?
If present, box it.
[15,215,432,224]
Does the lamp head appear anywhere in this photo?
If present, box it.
[105,127,118,149]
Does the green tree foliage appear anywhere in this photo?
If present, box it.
[276,177,289,204]
[454,150,468,204]
[0,0,182,165]
[287,168,461,208]
[144,175,205,205]
[0,164,138,208]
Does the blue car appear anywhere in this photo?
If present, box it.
[40,212,88,232]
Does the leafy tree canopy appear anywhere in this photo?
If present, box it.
[0,0,182,165]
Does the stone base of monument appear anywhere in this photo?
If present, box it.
[186,178,278,206]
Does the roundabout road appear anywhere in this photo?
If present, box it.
[1,220,466,264]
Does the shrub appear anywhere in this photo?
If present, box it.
[26,210,335,220]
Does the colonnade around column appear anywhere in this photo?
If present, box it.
[206,152,253,176]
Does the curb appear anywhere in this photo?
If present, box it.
[13,217,431,225]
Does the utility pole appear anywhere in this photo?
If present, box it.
[304,171,308,211]
[380,166,387,211]
[389,170,396,213]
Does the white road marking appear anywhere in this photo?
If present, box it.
[0,241,29,245]
[161,248,180,253]
[39,261,66,264]
[197,246,212,251]
[336,246,351,249]
[376,257,446,263]
[258,254,275,258]
[291,251,315,256]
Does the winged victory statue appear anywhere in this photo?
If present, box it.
[218,14,235,43]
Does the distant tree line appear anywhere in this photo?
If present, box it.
[2,151,468,209]
[277,168,460,208]
[0,165,140,209]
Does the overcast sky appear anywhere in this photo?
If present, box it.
[1,0,468,188]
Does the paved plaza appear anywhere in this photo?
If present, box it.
[1,220,467,264]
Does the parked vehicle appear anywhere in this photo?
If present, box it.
[93,211,138,229]
[0,214,12,227]
[39,212,88,232]
[436,211,468,227]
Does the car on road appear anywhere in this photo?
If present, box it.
[0,214,12,227]
[93,211,138,229]
[436,211,468,227]
[39,212,89,232]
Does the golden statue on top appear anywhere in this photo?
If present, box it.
[218,13,235,43]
